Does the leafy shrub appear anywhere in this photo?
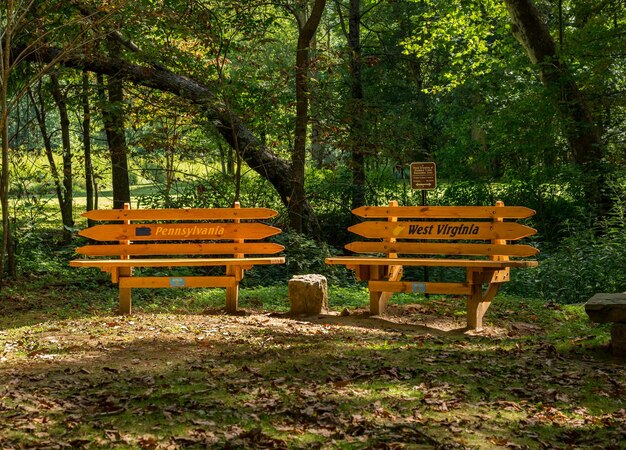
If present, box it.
[434,178,587,243]
[508,216,626,304]
[243,231,353,287]
[437,180,497,206]
[136,171,282,211]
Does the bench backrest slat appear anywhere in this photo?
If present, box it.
[79,223,281,242]
[82,207,277,221]
[77,242,285,257]
[348,221,536,241]
[353,205,535,219]
[76,204,283,259]
[347,202,537,259]
[345,242,538,257]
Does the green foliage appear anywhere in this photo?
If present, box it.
[403,0,511,92]
[245,231,352,287]
[509,213,626,304]
[136,170,282,210]
[436,177,587,243]
[4,0,626,313]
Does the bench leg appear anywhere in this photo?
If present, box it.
[368,266,384,315]
[369,291,384,315]
[466,280,502,331]
[119,267,132,315]
[226,284,239,313]
[225,266,242,314]
[366,266,385,316]
[369,265,403,315]
[467,285,488,331]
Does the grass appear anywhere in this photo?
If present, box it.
[1,274,624,449]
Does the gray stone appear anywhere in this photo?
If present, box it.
[611,323,626,357]
[585,293,626,324]
[288,274,328,315]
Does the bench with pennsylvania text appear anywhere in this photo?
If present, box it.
[326,201,539,330]
[70,202,285,314]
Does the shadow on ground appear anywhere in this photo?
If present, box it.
[1,308,624,449]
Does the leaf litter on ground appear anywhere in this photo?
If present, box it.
[0,295,625,449]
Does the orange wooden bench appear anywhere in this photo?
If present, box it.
[70,202,285,314]
[326,201,539,330]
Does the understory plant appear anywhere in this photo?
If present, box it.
[508,213,626,304]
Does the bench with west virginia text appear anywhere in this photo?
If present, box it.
[326,201,539,330]
[70,202,285,314]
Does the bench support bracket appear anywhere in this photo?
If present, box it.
[466,269,504,330]
[368,264,404,315]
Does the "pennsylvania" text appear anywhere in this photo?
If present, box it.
[155,226,225,237]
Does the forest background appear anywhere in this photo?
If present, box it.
[0,0,625,305]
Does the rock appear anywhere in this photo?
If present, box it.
[288,274,328,316]
[585,293,626,324]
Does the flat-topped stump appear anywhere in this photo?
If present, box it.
[585,293,626,357]
[288,274,328,316]
[585,293,626,323]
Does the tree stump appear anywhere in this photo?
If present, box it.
[288,274,328,316]
[611,324,626,357]
[585,293,626,357]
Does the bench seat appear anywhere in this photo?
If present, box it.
[70,257,285,269]
[326,257,538,269]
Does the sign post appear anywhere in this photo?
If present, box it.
[410,162,437,294]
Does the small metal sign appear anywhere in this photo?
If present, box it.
[170,277,186,287]
[410,162,437,190]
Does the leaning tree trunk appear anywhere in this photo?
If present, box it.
[22,46,322,235]
[28,85,66,231]
[503,0,609,214]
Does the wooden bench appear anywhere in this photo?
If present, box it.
[70,202,285,314]
[326,201,539,330]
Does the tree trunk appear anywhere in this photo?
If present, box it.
[503,0,609,213]
[97,72,131,209]
[348,0,365,211]
[308,34,325,169]
[291,0,327,232]
[309,36,327,169]
[227,145,235,176]
[82,70,95,227]
[106,75,131,209]
[0,83,10,281]
[21,46,322,235]
[0,0,13,281]
[49,72,74,241]
[28,85,66,228]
